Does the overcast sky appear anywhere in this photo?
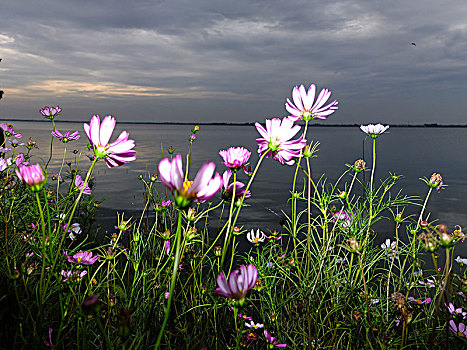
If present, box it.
[1,0,467,124]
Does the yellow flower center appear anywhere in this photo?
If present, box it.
[182,180,193,193]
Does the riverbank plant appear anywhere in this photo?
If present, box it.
[1,85,466,349]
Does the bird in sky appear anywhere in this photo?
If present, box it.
[411,42,416,46]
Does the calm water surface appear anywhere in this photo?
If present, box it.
[4,121,467,250]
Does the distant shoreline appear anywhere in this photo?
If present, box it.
[1,118,466,128]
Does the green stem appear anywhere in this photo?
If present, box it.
[56,143,67,204]
[219,152,267,267]
[221,171,237,269]
[35,192,47,302]
[155,210,183,349]
[45,122,56,170]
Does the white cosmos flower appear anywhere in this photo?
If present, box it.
[456,256,467,265]
[247,229,265,245]
[360,124,389,138]
[245,320,264,329]
[381,239,399,258]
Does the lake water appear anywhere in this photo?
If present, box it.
[3,120,467,251]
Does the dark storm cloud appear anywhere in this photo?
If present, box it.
[1,0,467,123]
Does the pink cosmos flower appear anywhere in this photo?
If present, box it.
[449,320,467,338]
[158,154,222,208]
[219,147,251,170]
[222,170,251,201]
[255,117,306,166]
[44,328,54,348]
[360,124,389,138]
[15,153,28,167]
[446,302,467,318]
[0,158,12,171]
[40,105,62,120]
[66,251,99,265]
[332,210,355,230]
[1,123,22,138]
[264,329,287,347]
[51,129,80,143]
[15,163,46,191]
[161,200,172,207]
[215,264,257,305]
[8,139,24,147]
[286,84,338,122]
[61,269,87,282]
[83,115,136,168]
[75,174,92,195]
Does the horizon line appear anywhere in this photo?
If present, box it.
[1,118,467,128]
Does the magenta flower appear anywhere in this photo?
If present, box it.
[222,170,251,201]
[286,84,338,122]
[51,129,80,143]
[161,200,172,207]
[360,124,389,139]
[66,251,99,265]
[446,302,467,318]
[44,328,54,348]
[255,117,306,166]
[158,154,222,208]
[219,147,251,170]
[83,115,136,168]
[40,105,62,120]
[449,320,467,339]
[264,329,287,347]
[74,174,92,195]
[215,264,257,305]
[1,123,22,138]
[15,163,46,191]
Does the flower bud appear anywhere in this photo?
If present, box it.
[10,268,20,280]
[418,232,438,252]
[354,159,366,173]
[302,144,313,158]
[338,191,347,200]
[187,207,196,221]
[168,146,174,155]
[185,227,198,242]
[395,212,404,223]
[82,294,100,314]
[439,231,454,248]
[428,173,443,190]
[348,237,361,253]
[214,246,222,257]
[162,229,171,240]
[419,220,429,229]
[460,279,467,294]
[15,164,47,192]
[150,174,157,182]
